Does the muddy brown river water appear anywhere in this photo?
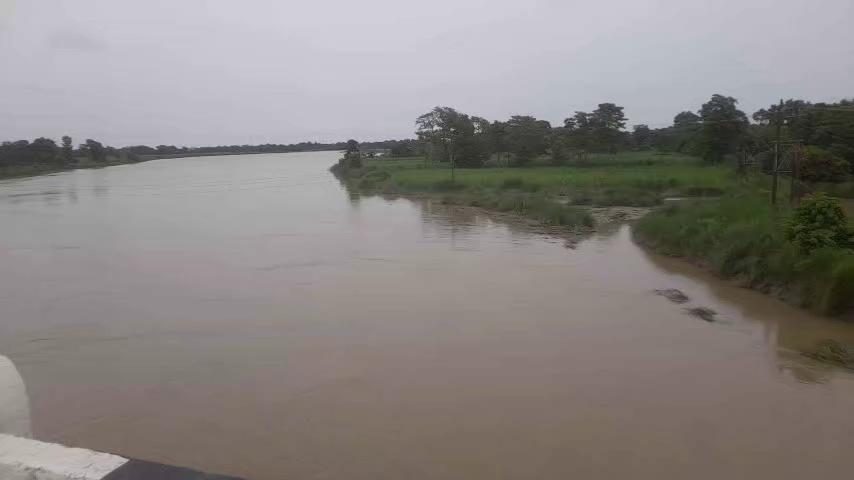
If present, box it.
[1,152,854,479]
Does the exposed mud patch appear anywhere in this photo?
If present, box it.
[802,340,854,369]
[684,307,718,322]
[654,288,690,304]
[589,206,650,224]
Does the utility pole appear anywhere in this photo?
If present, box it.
[790,142,801,204]
[770,99,783,205]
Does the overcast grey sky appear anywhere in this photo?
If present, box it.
[1,0,852,146]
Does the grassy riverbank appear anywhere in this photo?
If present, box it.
[344,153,731,205]
[333,152,738,229]
[635,194,854,316]
[333,152,736,228]
[337,153,854,317]
[0,157,146,181]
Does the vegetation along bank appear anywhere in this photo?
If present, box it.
[335,94,854,317]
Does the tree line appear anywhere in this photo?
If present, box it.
[0,137,421,170]
[4,95,852,182]
[413,95,854,182]
[0,137,128,168]
[122,139,421,157]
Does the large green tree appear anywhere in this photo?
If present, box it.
[697,94,748,162]
[631,124,651,149]
[488,120,509,166]
[30,137,59,164]
[590,103,627,153]
[83,139,107,163]
[561,103,627,153]
[415,107,486,175]
[61,136,74,165]
[505,115,551,166]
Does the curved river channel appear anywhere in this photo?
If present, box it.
[1,152,854,479]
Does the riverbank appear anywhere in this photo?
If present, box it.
[634,193,854,317]
[0,157,149,181]
[335,154,854,318]
[331,152,735,231]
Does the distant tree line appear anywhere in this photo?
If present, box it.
[121,139,424,157]
[0,137,423,171]
[4,96,852,183]
[645,97,854,181]
[0,136,137,169]
[412,95,854,182]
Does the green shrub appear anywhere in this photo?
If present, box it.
[823,256,854,314]
[800,147,850,183]
[785,193,852,254]
[796,248,854,313]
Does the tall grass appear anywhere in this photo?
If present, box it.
[634,194,854,315]
[441,192,594,229]
[387,165,732,201]
[355,152,733,206]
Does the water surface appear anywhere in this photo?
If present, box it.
[1,152,853,479]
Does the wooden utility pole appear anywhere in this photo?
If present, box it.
[790,142,801,204]
[770,99,783,205]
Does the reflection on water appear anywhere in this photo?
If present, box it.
[0,354,32,437]
[2,152,854,479]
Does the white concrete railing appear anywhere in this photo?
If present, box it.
[0,433,128,480]
[2,354,128,479]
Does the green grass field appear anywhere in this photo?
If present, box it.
[354,153,736,207]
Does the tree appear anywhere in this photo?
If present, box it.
[697,94,748,163]
[390,142,413,156]
[799,147,850,182]
[561,104,626,153]
[505,115,550,166]
[84,139,106,163]
[673,111,700,128]
[61,136,74,165]
[489,121,509,166]
[415,107,485,176]
[155,145,180,155]
[29,137,59,164]
[564,111,593,151]
[659,111,703,153]
[589,103,627,153]
[752,98,854,173]
[631,124,652,149]
[547,127,572,165]
[346,139,359,154]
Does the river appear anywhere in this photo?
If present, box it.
[1,151,853,479]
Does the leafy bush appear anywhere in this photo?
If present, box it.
[796,248,854,313]
[799,147,849,182]
[785,193,852,254]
